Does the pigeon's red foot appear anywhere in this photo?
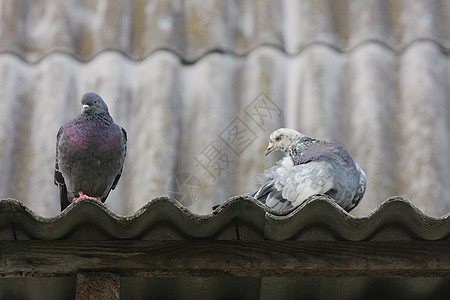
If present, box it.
[74,192,101,202]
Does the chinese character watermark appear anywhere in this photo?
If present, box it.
[170,93,282,207]
[219,117,257,155]
[244,92,283,130]
[194,142,234,180]
[193,92,283,183]
[167,172,203,207]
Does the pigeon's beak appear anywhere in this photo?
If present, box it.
[81,104,89,113]
[264,143,275,156]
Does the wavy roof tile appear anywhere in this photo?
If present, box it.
[1,0,449,62]
[0,0,449,218]
[1,196,449,241]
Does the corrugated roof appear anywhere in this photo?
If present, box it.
[1,196,449,241]
[1,0,450,62]
[1,2,450,298]
[1,196,450,299]
[0,0,449,219]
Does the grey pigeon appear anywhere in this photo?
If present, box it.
[249,128,366,212]
[54,92,127,211]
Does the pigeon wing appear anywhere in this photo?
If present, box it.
[343,163,367,212]
[99,126,127,203]
[110,127,127,191]
[54,126,70,211]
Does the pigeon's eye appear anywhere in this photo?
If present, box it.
[275,136,281,142]
[94,100,98,105]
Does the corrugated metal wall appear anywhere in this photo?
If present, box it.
[0,0,449,217]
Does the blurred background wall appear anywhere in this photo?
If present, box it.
[0,0,448,217]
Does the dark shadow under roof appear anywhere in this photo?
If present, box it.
[1,196,449,300]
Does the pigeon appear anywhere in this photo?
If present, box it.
[248,128,366,212]
[54,92,127,211]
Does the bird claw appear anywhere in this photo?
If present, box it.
[74,192,101,202]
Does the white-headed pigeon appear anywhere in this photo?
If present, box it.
[54,92,127,211]
[249,128,366,212]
